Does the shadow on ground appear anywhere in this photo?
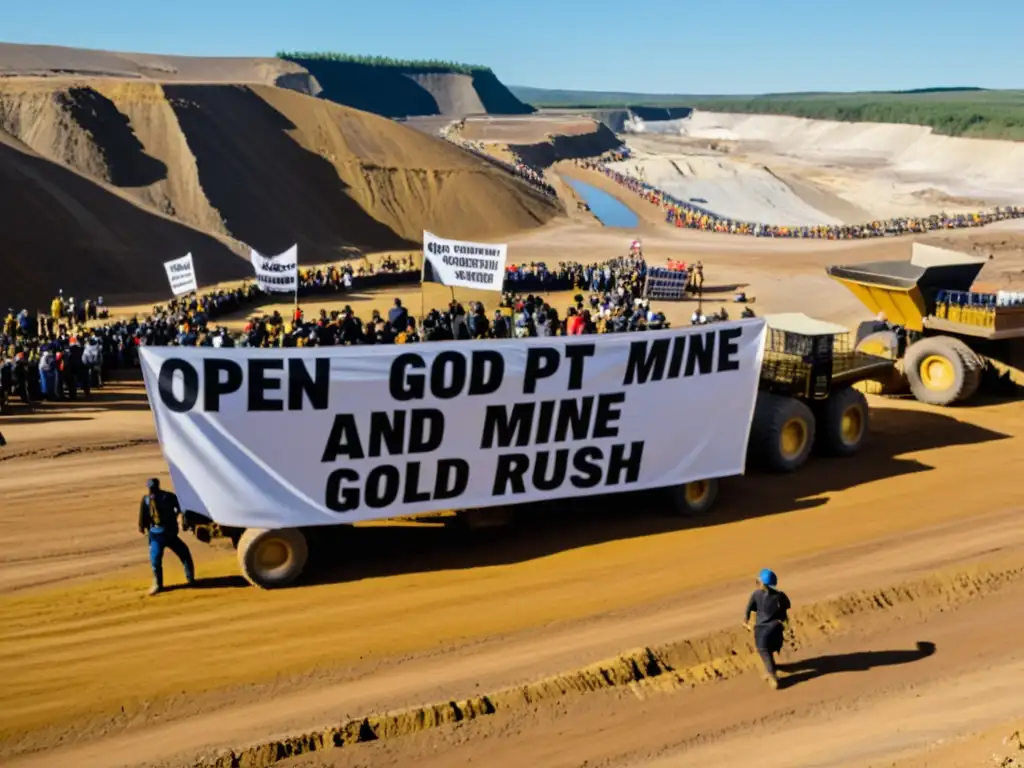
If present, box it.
[700,283,749,295]
[263,405,1012,588]
[0,385,151,423]
[166,575,248,592]
[59,86,168,187]
[778,641,936,688]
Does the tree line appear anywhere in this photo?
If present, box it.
[277,51,492,75]
[685,94,1024,140]
[513,87,1024,140]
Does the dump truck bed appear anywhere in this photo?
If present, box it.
[826,245,988,332]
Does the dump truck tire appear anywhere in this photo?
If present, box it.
[667,478,719,517]
[238,528,308,589]
[905,337,985,406]
[749,393,816,473]
[816,386,869,457]
[854,331,909,396]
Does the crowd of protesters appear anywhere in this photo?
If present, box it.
[577,159,1024,239]
[507,155,553,195]
[1,253,662,414]
[439,122,558,198]
[504,256,646,294]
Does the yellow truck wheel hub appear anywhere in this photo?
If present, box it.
[781,418,808,459]
[840,405,864,444]
[256,539,290,571]
[920,354,955,391]
[685,480,709,504]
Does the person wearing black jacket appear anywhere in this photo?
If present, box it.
[0,359,10,413]
[138,478,195,596]
[12,354,31,409]
[743,568,791,689]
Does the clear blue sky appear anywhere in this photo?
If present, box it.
[4,0,1022,93]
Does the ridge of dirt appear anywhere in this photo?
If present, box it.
[0,43,317,92]
[189,559,1024,768]
[0,80,560,310]
[511,123,623,169]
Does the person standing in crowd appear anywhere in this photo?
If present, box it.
[388,298,409,332]
[82,337,102,387]
[38,347,56,400]
[65,337,86,400]
[13,353,32,409]
[492,309,509,339]
[566,307,584,335]
[743,568,791,689]
[0,358,10,414]
[468,303,490,339]
[138,478,195,596]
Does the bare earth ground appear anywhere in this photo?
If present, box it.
[3,114,1024,768]
[276,582,1024,768]
[0,42,312,85]
[2,383,1023,767]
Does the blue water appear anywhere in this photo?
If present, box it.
[565,179,639,228]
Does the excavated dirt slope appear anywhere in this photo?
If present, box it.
[459,117,623,167]
[0,79,560,309]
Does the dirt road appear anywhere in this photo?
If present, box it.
[274,574,1024,768]
[2,384,1023,767]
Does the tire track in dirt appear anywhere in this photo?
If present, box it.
[0,437,157,462]
[190,560,1024,768]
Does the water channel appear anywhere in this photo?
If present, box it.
[564,178,640,228]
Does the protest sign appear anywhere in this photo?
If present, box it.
[140,320,766,528]
[422,231,507,292]
[163,253,198,296]
[250,245,298,294]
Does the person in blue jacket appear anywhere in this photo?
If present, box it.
[743,568,791,689]
[139,478,195,596]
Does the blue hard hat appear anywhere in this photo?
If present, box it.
[758,568,777,587]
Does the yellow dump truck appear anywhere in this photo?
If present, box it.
[827,244,1024,406]
[751,313,896,472]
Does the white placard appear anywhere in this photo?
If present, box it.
[139,319,766,528]
[422,231,507,292]
[250,245,298,294]
[163,253,198,296]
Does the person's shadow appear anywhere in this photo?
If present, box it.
[778,641,936,689]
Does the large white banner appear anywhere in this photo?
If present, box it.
[423,231,507,292]
[164,253,198,296]
[140,319,766,529]
[250,245,298,294]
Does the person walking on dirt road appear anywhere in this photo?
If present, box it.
[743,568,791,689]
[139,478,195,596]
